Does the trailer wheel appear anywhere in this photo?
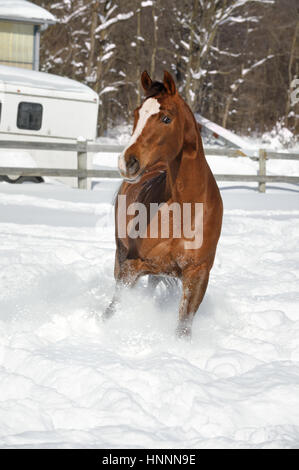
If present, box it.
[0,176,43,184]
[2,175,26,184]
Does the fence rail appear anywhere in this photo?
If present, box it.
[0,139,298,192]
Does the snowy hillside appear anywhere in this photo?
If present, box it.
[0,154,299,448]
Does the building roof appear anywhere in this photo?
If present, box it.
[0,65,98,102]
[0,0,56,25]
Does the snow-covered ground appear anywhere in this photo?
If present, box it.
[0,146,299,449]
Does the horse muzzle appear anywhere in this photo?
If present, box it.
[118,153,143,183]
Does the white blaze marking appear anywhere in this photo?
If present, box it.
[128,98,161,147]
[118,98,160,175]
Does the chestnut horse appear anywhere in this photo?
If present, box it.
[104,70,223,338]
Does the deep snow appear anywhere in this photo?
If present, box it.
[0,152,299,448]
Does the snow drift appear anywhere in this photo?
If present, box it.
[0,171,298,448]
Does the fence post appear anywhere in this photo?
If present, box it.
[77,137,87,189]
[258,148,267,193]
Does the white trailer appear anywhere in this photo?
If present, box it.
[0,65,99,188]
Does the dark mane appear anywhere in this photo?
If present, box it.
[138,169,167,206]
[113,169,167,208]
[145,81,166,98]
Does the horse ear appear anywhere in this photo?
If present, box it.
[163,70,176,95]
[141,70,152,92]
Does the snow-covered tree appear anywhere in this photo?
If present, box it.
[175,0,275,110]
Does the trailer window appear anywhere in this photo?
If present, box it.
[17,102,43,131]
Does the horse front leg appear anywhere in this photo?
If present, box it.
[147,274,162,295]
[176,265,210,339]
[103,258,144,320]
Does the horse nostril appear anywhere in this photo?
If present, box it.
[126,155,140,176]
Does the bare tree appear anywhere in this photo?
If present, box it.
[34,0,298,141]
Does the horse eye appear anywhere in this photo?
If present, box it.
[161,115,171,124]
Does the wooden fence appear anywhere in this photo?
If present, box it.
[0,139,298,192]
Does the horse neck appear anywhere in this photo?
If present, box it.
[166,107,209,202]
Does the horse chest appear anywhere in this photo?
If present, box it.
[136,237,189,276]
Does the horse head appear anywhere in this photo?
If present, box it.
[118,70,187,183]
